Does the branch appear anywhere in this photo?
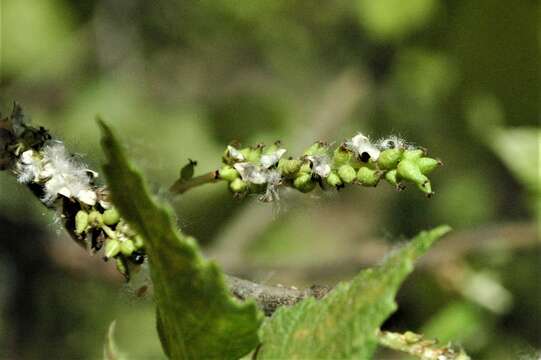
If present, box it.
[377,330,471,360]
[225,275,329,316]
[169,170,220,194]
[0,104,436,317]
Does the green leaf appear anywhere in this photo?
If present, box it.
[98,120,263,360]
[258,225,451,359]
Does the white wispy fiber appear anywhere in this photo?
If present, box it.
[32,142,97,206]
[227,145,245,161]
[234,163,267,184]
[376,135,408,150]
[346,133,381,161]
[15,143,96,205]
[259,169,282,202]
[16,150,42,183]
[306,154,332,178]
[260,148,287,168]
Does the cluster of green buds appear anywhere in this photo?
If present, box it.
[74,206,145,276]
[216,133,441,200]
[0,104,146,279]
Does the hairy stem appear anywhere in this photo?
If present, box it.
[226,275,329,316]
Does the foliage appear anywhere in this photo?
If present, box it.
[257,226,450,359]
[99,121,263,359]
[99,120,459,359]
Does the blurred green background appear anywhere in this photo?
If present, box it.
[0,0,539,359]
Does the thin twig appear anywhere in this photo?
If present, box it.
[226,275,329,316]
[169,171,220,194]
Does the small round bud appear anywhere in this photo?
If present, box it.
[377,148,403,170]
[397,159,429,190]
[384,169,399,187]
[416,157,441,175]
[303,142,327,157]
[88,210,103,226]
[294,173,316,193]
[278,159,302,177]
[133,235,144,249]
[240,147,262,163]
[103,208,120,226]
[218,165,239,181]
[298,161,312,175]
[357,167,380,187]
[332,147,352,167]
[104,239,121,258]
[326,171,343,188]
[338,165,356,184]
[75,210,89,235]
[402,149,424,161]
[404,331,422,344]
[229,178,248,193]
[120,239,136,256]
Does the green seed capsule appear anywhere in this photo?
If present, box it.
[229,178,248,193]
[88,210,103,226]
[326,171,343,187]
[303,142,327,156]
[104,239,121,258]
[278,158,302,176]
[133,235,144,249]
[417,179,433,196]
[241,147,262,163]
[397,159,429,188]
[338,165,356,184]
[299,161,312,175]
[416,157,441,175]
[218,165,239,181]
[115,257,129,279]
[403,149,425,161]
[357,167,380,187]
[377,148,403,170]
[75,210,89,235]
[103,208,120,226]
[294,173,316,193]
[120,240,136,256]
[332,147,352,167]
[384,169,399,187]
[404,331,422,344]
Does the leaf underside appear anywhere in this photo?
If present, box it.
[258,225,451,360]
[99,120,263,360]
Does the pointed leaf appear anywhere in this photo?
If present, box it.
[99,120,262,360]
[258,225,451,359]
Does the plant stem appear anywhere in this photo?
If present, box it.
[377,330,470,360]
[226,275,329,316]
[169,171,220,194]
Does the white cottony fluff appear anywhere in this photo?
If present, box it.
[20,142,98,206]
[16,150,42,183]
[227,145,245,161]
[260,148,287,168]
[346,133,380,161]
[306,155,331,178]
[41,143,96,205]
[376,135,408,150]
[234,162,268,184]
[259,169,282,202]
